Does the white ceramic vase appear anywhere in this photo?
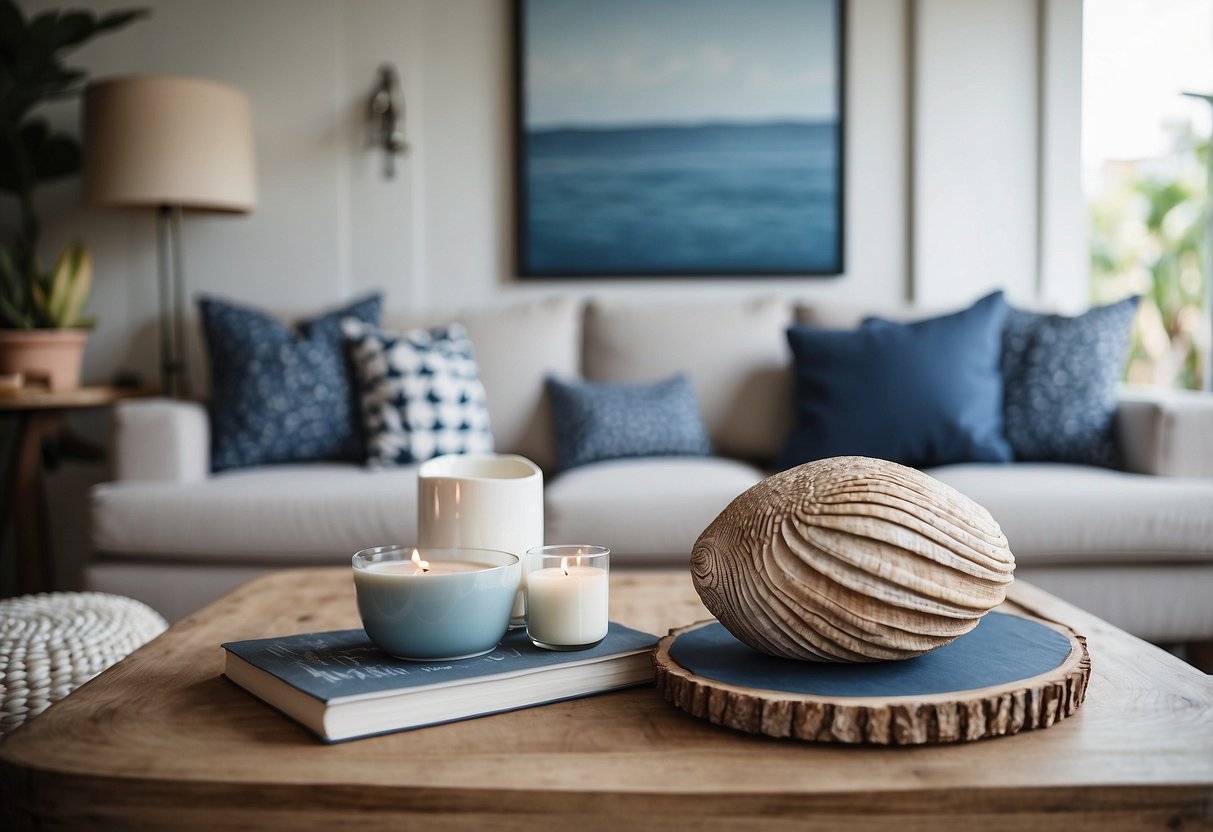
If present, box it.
[417,453,544,627]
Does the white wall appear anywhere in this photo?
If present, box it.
[910,0,1087,311]
[1038,0,1089,312]
[913,0,1041,307]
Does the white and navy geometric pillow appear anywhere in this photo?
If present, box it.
[342,320,494,466]
[1001,296,1139,467]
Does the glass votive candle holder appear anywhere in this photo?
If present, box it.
[524,545,609,651]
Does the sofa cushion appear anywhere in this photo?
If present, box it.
[547,374,712,471]
[343,320,494,465]
[385,298,580,473]
[199,294,381,472]
[779,292,1013,470]
[1012,563,1213,643]
[1001,297,1139,467]
[926,463,1213,566]
[91,464,420,562]
[543,457,766,563]
[583,298,792,464]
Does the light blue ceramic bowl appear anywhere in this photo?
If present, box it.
[352,546,521,661]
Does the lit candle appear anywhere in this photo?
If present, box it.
[352,545,521,660]
[359,550,491,576]
[525,547,609,650]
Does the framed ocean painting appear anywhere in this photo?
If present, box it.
[515,0,844,277]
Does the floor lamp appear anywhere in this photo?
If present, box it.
[1181,91,1213,392]
[84,76,256,398]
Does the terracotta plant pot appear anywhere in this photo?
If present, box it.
[0,329,89,392]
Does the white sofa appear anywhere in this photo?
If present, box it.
[88,297,1213,646]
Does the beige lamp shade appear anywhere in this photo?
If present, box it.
[84,75,256,212]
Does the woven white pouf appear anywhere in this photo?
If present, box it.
[0,592,167,736]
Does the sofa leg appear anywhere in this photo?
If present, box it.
[1185,641,1213,674]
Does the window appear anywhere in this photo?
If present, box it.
[1083,0,1212,389]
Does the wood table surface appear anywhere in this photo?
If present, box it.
[1,568,1210,831]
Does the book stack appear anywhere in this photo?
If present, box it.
[223,622,658,742]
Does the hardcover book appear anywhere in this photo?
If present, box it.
[222,622,658,742]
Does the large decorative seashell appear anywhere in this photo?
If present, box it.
[691,456,1015,662]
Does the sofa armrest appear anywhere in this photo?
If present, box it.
[111,398,210,483]
[1116,387,1213,478]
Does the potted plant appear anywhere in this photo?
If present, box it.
[0,0,145,390]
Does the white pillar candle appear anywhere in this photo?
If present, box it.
[525,561,609,648]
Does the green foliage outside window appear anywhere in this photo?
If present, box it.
[1089,129,1208,390]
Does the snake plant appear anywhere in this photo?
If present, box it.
[0,242,92,329]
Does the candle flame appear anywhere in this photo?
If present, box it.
[411,550,430,573]
[560,556,569,576]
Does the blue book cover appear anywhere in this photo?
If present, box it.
[222,623,658,741]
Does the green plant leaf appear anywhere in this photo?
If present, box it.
[37,67,88,100]
[94,9,150,36]
[30,274,48,324]
[0,0,27,59]
[0,295,33,329]
[29,128,79,181]
[0,118,81,193]
[44,244,72,324]
[0,118,45,193]
[24,12,56,58]
[0,246,25,309]
[47,11,96,51]
[59,244,91,327]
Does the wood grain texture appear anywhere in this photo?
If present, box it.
[654,614,1090,745]
[1,569,1210,832]
[691,457,1015,661]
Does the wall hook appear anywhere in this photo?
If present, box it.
[370,63,407,178]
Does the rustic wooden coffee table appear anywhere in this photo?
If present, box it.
[2,569,1210,830]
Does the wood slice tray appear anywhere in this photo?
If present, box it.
[654,610,1090,745]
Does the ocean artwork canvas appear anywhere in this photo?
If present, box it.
[517,0,843,277]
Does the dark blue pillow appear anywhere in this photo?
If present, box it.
[777,291,1013,471]
[1001,296,1139,467]
[547,374,713,471]
[199,294,382,472]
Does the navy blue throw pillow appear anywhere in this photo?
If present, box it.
[547,374,713,472]
[1001,296,1139,467]
[777,291,1013,471]
[199,294,382,472]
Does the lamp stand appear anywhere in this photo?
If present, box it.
[155,204,191,399]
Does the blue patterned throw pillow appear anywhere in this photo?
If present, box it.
[1001,296,1139,467]
[546,374,713,472]
[777,291,1013,471]
[342,320,494,466]
[199,294,382,472]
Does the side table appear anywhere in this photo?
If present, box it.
[1,386,152,596]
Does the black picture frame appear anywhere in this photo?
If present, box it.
[515,0,846,279]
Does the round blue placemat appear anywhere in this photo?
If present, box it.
[668,612,1073,697]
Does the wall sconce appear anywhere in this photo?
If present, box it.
[370,63,407,178]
